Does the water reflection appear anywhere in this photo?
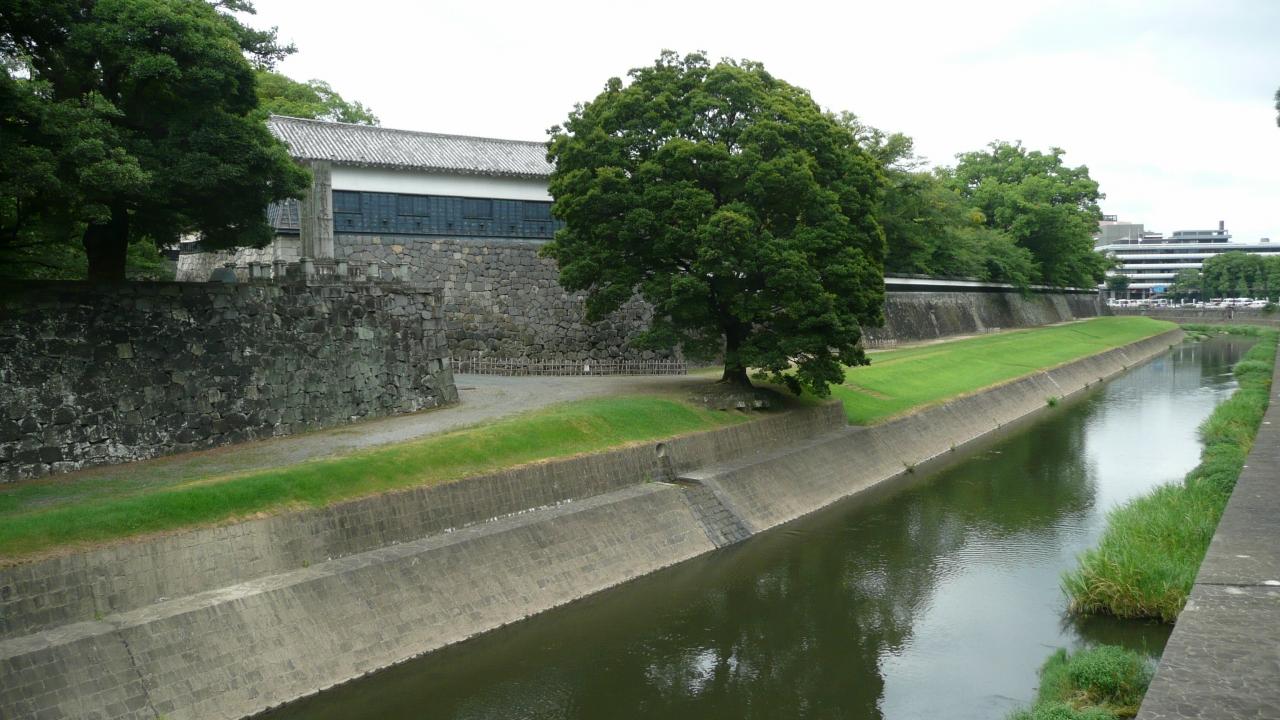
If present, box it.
[264,337,1249,720]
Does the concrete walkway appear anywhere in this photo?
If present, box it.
[3,373,710,511]
[1136,359,1280,719]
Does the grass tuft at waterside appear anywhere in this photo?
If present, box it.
[0,396,750,562]
[835,316,1176,424]
[1008,646,1154,720]
[1062,324,1277,622]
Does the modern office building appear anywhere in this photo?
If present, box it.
[1095,216,1280,296]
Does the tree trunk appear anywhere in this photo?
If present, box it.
[83,205,130,282]
[720,324,753,387]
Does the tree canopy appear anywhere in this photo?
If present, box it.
[944,141,1109,288]
[0,0,308,281]
[1169,268,1201,301]
[254,70,378,125]
[1200,251,1276,298]
[545,51,886,395]
[1105,273,1130,295]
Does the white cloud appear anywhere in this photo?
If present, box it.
[249,0,1280,241]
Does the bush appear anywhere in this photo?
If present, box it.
[1008,646,1153,719]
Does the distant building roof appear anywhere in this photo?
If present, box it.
[266,116,552,179]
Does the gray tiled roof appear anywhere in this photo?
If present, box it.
[267,198,300,232]
[267,116,552,178]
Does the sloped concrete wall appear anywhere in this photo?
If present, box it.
[0,331,1182,720]
[694,331,1182,533]
[0,404,845,641]
[865,290,1106,347]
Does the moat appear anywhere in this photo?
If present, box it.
[264,337,1249,720]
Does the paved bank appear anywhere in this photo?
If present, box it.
[1112,306,1280,328]
[0,330,1184,720]
[1136,355,1280,720]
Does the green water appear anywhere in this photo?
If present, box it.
[264,337,1249,720]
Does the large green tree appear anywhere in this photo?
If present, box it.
[254,70,378,124]
[946,141,1109,288]
[1169,268,1201,301]
[1201,251,1266,298]
[0,0,308,282]
[1105,273,1130,297]
[545,52,886,394]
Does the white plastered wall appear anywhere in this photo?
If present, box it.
[331,166,551,201]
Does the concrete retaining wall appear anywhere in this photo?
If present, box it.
[0,330,1183,720]
[1136,353,1280,719]
[687,331,1182,533]
[1111,306,1280,328]
[0,404,845,641]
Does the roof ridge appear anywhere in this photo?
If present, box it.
[267,115,548,147]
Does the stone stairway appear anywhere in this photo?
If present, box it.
[674,478,753,548]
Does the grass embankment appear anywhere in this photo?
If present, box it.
[1009,646,1154,720]
[835,316,1175,424]
[0,316,1175,561]
[0,396,749,561]
[1062,325,1277,622]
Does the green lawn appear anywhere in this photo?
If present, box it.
[0,396,750,561]
[835,317,1176,424]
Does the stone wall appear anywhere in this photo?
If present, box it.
[334,233,667,362]
[0,280,456,481]
[867,290,1106,347]
[180,236,1108,361]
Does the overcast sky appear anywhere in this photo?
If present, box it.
[250,0,1280,243]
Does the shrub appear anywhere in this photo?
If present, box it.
[1008,646,1153,719]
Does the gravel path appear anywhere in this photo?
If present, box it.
[19,374,712,499]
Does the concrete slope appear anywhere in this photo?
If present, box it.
[0,329,1183,720]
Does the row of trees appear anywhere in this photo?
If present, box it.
[854,120,1109,289]
[0,0,377,282]
[1167,251,1280,301]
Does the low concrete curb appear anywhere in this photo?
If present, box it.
[0,329,1184,720]
[1136,350,1280,720]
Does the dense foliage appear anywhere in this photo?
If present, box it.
[846,116,1036,287]
[545,52,886,394]
[946,141,1109,288]
[254,70,378,125]
[0,0,308,281]
[1008,646,1154,720]
[1169,267,1202,300]
[1104,274,1129,296]
[1198,251,1280,299]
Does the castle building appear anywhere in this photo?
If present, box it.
[178,115,563,273]
[177,117,654,365]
